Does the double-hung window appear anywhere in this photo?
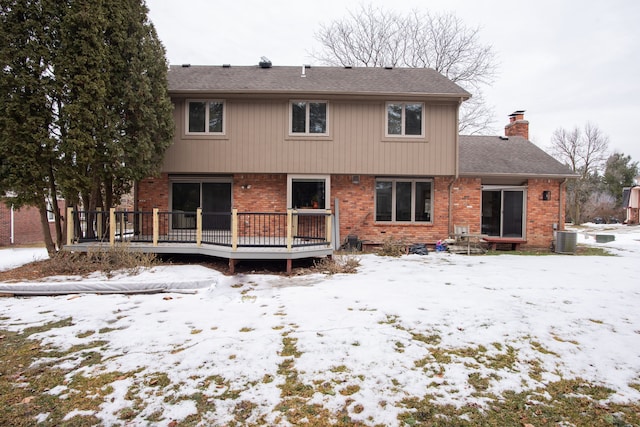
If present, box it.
[187,100,225,134]
[386,102,424,137]
[290,101,328,135]
[375,179,432,222]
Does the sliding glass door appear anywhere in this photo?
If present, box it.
[481,187,525,238]
[171,180,232,230]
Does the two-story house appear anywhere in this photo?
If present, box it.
[124,63,575,270]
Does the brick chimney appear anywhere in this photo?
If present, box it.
[504,110,529,139]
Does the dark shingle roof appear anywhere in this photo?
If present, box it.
[168,65,471,98]
[459,135,576,177]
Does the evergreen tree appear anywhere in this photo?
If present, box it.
[603,153,639,207]
[0,0,62,254]
[1,0,173,248]
[57,0,173,214]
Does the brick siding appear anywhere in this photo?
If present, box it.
[0,201,64,247]
[135,174,567,249]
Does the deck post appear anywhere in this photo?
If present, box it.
[66,207,73,246]
[109,208,116,246]
[96,207,103,240]
[325,209,332,246]
[231,208,238,251]
[286,209,293,251]
[152,208,159,247]
[196,208,202,246]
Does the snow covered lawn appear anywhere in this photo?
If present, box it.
[1,224,639,425]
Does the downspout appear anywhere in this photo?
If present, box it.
[558,178,567,230]
[448,98,462,236]
[10,204,14,244]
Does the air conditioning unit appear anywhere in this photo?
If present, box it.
[555,231,577,254]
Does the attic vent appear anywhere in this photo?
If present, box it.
[499,136,509,140]
[344,65,353,69]
[304,64,311,69]
[384,66,393,70]
[181,64,191,68]
[222,64,231,68]
[259,56,272,68]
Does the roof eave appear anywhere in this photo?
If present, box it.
[168,89,471,100]
[458,172,579,179]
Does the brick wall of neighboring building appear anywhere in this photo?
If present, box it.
[0,203,9,245]
[0,201,64,247]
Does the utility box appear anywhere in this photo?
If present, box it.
[555,231,577,254]
[595,234,615,243]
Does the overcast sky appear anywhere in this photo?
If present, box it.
[146,0,640,165]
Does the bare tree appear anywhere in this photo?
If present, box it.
[312,4,497,134]
[550,122,610,223]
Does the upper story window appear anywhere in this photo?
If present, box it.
[386,102,424,137]
[290,101,328,135]
[187,100,225,134]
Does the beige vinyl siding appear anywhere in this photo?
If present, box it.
[163,97,458,176]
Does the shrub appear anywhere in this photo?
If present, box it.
[44,245,158,278]
[313,255,360,274]
[376,238,407,257]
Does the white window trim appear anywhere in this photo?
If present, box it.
[385,102,425,137]
[185,99,226,135]
[287,174,331,211]
[46,199,55,222]
[375,178,433,223]
[288,100,329,136]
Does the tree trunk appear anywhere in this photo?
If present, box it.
[48,163,64,249]
[37,201,56,256]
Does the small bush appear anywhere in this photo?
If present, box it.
[314,255,360,274]
[43,245,158,278]
[376,238,407,257]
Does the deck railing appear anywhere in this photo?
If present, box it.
[67,208,332,251]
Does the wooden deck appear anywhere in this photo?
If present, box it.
[65,208,335,274]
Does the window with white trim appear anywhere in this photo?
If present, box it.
[46,199,55,222]
[288,175,330,210]
[290,101,328,135]
[375,179,432,222]
[386,102,424,136]
[186,100,225,134]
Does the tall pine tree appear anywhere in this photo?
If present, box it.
[1,0,173,250]
[0,0,62,253]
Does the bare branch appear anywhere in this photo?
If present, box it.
[311,4,497,133]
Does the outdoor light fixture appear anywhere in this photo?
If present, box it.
[542,190,551,201]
